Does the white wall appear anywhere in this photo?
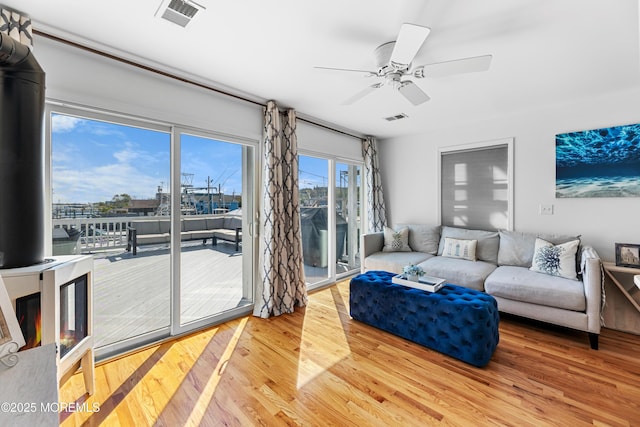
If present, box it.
[35,36,263,141]
[379,86,640,262]
[297,121,362,162]
[35,35,364,159]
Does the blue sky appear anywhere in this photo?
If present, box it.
[52,113,353,204]
[52,113,242,203]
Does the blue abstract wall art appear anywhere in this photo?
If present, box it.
[556,123,640,198]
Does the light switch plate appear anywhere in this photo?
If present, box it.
[539,204,554,215]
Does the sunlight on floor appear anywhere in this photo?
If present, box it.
[183,317,247,426]
[60,323,230,426]
[296,287,351,389]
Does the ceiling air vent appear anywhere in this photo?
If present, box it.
[157,0,205,27]
[384,113,409,122]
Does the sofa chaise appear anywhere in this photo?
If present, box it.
[361,225,603,349]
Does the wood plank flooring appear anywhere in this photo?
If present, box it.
[60,278,640,426]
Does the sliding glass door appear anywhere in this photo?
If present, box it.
[336,162,361,276]
[299,155,330,286]
[177,130,254,330]
[298,154,363,287]
[49,108,172,353]
[48,107,256,358]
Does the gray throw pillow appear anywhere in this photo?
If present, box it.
[396,224,440,254]
[497,230,537,267]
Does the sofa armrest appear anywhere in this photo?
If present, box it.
[361,232,384,259]
[581,246,602,334]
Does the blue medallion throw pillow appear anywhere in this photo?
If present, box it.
[529,238,580,280]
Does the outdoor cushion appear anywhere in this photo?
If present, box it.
[485,266,585,311]
[206,217,225,230]
[132,221,161,235]
[213,229,241,240]
[158,219,171,234]
[223,217,242,230]
[136,233,170,245]
[183,218,207,232]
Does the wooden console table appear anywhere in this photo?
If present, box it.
[602,262,640,334]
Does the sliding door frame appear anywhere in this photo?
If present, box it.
[170,126,258,336]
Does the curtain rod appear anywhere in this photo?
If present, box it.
[34,29,364,141]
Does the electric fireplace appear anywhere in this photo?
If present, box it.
[0,255,94,394]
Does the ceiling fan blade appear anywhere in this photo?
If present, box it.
[397,81,430,105]
[390,23,431,66]
[342,82,383,105]
[418,54,493,79]
[315,66,377,77]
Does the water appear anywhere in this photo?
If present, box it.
[556,123,640,198]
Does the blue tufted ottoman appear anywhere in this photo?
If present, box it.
[350,270,499,367]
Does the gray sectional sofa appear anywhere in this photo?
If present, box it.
[126,215,242,255]
[361,224,603,349]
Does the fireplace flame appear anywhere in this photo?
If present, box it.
[19,308,42,350]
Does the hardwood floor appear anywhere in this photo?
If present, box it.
[60,278,640,426]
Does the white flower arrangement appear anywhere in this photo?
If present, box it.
[403,264,424,277]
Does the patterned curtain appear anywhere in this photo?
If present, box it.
[362,136,388,232]
[0,7,33,48]
[254,100,307,318]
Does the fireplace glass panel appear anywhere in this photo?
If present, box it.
[15,292,41,350]
[59,274,88,358]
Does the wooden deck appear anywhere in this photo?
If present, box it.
[91,241,245,348]
[89,237,356,350]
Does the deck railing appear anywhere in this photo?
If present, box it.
[53,216,133,253]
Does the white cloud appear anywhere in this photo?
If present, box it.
[52,115,85,133]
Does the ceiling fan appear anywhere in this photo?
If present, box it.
[316,23,492,106]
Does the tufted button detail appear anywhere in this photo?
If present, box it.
[350,270,500,367]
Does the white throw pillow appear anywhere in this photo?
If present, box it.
[529,238,580,280]
[382,226,411,252]
[442,237,477,261]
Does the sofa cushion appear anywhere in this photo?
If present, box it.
[136,234,170,245]
[158,219,171,234]
[132,220,160,235]
[418,256,497,291]
[485,266,585,311]
[382,226,411,252]
[183,218,207,232]
[498,230,537,267]
[364,251,433,274]
[442,237,477,261]
[396,224,440,254]
[530,238,580,280]
[437,226,499,264]
[206,217,225,230]
[223,216,242,230]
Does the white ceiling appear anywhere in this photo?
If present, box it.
[6,0,640,138]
